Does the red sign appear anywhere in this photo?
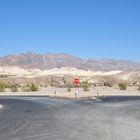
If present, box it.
[74,78,79,87]
[74,78,79,84]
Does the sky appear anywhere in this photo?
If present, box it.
[0,0,140,61]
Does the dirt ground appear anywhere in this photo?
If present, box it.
[0,87,140,99]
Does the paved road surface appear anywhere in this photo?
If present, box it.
[0,96,140,140]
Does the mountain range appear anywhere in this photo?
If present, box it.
[0,52,140,71]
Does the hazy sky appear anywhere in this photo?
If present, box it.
[0,0,140,61]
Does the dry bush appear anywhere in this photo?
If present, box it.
[22,83,39,92]
[137,85,140,91]
[10,84,19,92]
[0,82,6,92]
[118,83,127,90]
[81,81,90,92]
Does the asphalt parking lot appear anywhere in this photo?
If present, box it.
[0,96,140,140]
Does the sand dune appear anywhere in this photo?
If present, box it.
[0,66,122,77]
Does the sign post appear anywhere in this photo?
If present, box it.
[74,78,79,97]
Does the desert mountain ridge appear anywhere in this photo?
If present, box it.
[0,52,140,71]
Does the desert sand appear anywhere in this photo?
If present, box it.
[0,66,122,77]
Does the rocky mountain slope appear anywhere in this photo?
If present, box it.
[0,52,140,71]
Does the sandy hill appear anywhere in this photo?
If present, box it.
[0,66,140,86]
[0,66,122,77]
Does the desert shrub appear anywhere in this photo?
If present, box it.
[10,84,19,92]
[0,82,6,92]
[137,85,140,91]
[94,84,96,87]
[67,87,71,92]
[104,81,113,87]
[118,83,127,90]
[0,75,8,78]
[81,81,89,92]
[63,77,67,85]
[21,86,30,92]
[66,83,74,92]
[83,86,89,91]
[67,85,71,92]
[21,83,39,92]
[70,84,76,88]
[27,83,39,92]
